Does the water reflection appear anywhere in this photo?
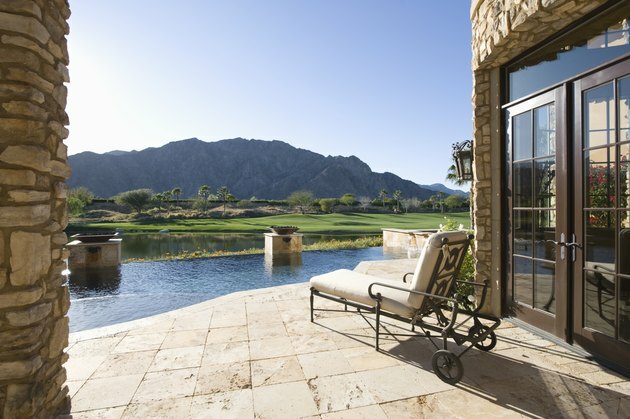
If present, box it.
[69,267,122,298]
[264,253,303,275]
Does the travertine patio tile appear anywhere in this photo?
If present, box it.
[112,333,166,353]
[249,336,295,360]
[125,318,175,335]
[253,381,318,419]
[171,313,211,331]
[246,301,279,313]
[248,311,284,326]
[72,374,144,412]
[206,325,249,344]
[203,341,250,365]
[431,387,527,418]
[251,355,305,387]
[321,404,387,419]
[66,380,85,398]
[210,312,247,328]
[247,322,288,340]
[307,373,376,413]
[65,355,107,381]
[285,319,331,336]
[92,350,156,378]
[298,350,354,379]
[356,364,452,403]
[121,397,192,418]
[131,367,198,402]
[279,307,315,323]
[291,334,338,354]
[68,335,126,357]
[341,346,400,372]
[195,361,251,395]
[70,406,126,419]
[316,315,367,332]
[148,345,204,372]
[191,389,254,418]
[328,328,373,349]
[380,395,455,418]
[161,329,208,349]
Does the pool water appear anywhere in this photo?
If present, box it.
[68,247,395,332]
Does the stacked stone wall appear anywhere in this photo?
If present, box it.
[470,0,607,315]
[0,0,71,417]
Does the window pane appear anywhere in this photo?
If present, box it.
[534,158,556,208]
[514,256,533,306]
[514,161,533,207]
[621,143,630,208]
[621,213,630,276]
[535,210,556,261]
[584,83,615,149]
[514,210,533,257]
[585,210,616,266]
[620,276,630,343]
[618,75,630,141]
[513,111,532,161]
[585,147,616,208]
[534,260,555,314]
[534,104,555,157]
[584,270,616,337]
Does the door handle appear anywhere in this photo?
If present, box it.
[546,233,580,262]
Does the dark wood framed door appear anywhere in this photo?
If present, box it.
[573,59,630,369]
[505,87,569,338]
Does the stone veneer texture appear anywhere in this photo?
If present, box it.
[470,0,607,314]
[0,0,72,417]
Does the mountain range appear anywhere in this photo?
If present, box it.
[68,138,461,200]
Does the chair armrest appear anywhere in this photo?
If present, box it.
[402,272,413,283]
[367,282,457,304]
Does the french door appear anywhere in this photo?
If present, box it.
[573,59,630,368]
[506,87,569,338]
[506,59,630,370]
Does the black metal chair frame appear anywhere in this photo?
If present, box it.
[310,235,501,384]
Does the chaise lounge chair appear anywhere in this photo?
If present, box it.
[309,230,501,384]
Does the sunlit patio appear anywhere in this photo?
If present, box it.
[63,260,629,418]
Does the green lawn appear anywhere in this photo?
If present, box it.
[69,212,471,234]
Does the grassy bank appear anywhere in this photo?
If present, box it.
[126,235,384,262]
[69,212,471,234]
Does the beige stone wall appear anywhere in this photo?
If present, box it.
[0,0,71,417]
[470,0,606,315]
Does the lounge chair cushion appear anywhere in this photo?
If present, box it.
[310,269,416,318]
[407,230,469,308]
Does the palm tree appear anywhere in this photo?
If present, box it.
[392,190,402,213]
[216,186,234,217]
[446,164,467,187]
[378,189,388,208]
[198,185,210,211]
[171,187,181,205]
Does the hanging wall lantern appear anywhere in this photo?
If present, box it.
[452,140,473,181]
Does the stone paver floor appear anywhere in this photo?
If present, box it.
[62,260,629,418]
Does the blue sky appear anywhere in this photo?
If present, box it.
[66,1,472,188]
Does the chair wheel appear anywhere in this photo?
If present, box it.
[468,324,497,351]
[431,350,463,384]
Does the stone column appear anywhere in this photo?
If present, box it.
[0,1,71,417]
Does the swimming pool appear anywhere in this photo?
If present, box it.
[68,247,395,331]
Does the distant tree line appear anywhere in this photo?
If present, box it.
[69,185,468,217]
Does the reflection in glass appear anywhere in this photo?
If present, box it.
[513,111,532,161]
[535,210,556,261]
[585,147,616,208]
[584,270,616,338]
[585,210,615,265]
[619,76,630,142]
[621,219,630,277]
[508,12,630,101]
[534,104,555,157]
[514,161,533,207]
[513,210,533,257]
[534,260,555,314]
[514,256,533,306]
[621,143,630,208]
[620,277,630,343]
[584,83,615,149]
[535,158,556,208]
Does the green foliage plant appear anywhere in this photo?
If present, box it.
[115,189,153,214]
[287,190,315,214]
[319,198,338,213]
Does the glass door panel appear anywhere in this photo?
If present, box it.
[506,87,565,336]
